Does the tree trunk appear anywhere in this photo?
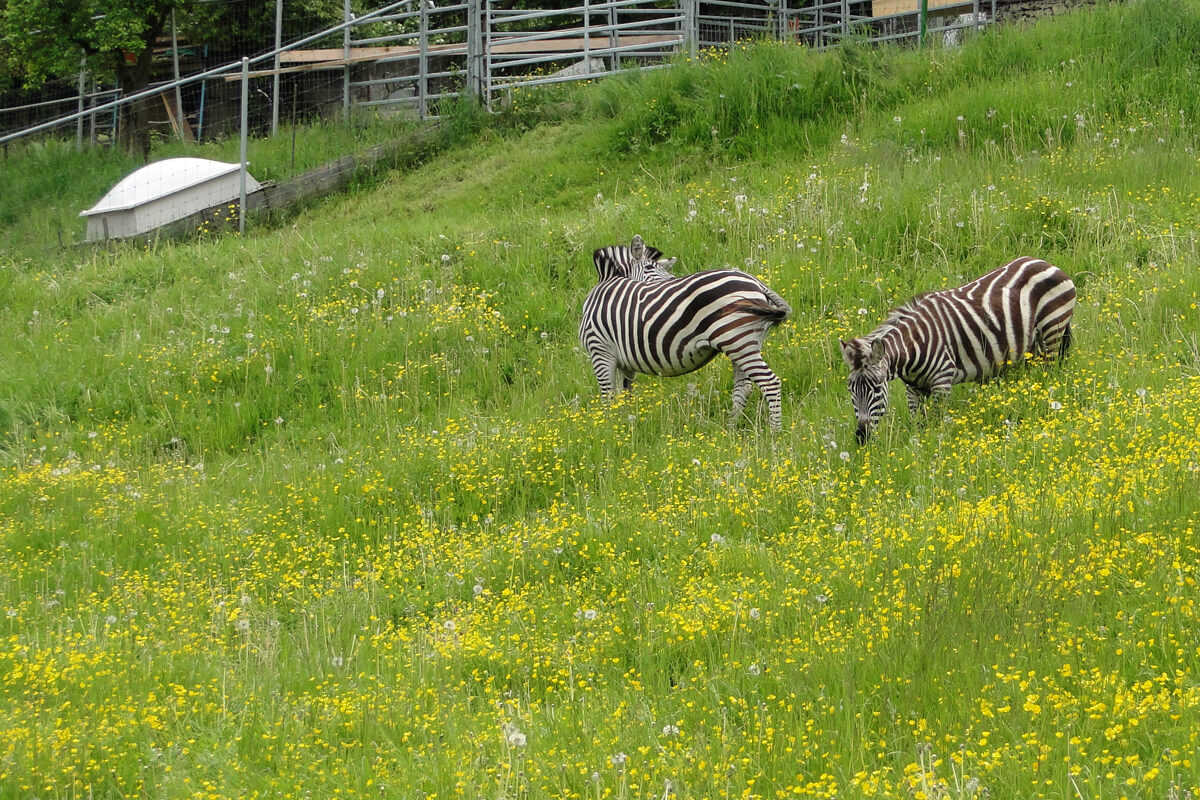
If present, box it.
[114,24,165,158]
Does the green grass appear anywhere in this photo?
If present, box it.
[3,1,1200,798]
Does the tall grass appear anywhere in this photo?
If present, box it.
[3,1,1200,798]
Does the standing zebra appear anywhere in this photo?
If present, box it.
[580,236,793,431]
[840,256,1075,444]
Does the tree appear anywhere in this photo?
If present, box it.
[0,0,190,153]
[0,0,375,153]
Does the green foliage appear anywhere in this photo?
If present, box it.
[0,0,166,84]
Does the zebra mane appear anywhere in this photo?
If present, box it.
[892,286,945,315]
[879,294,933,330]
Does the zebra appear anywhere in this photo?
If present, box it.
[840,256,1075,444]
[580,235,793,431]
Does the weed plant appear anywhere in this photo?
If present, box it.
[2,1,1200,798]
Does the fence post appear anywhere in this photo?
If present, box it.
[76,54,86,151]
[684,0,697,59]
[239,57,249,235]
[583,0,592,77]
[608,1,617,73]
[272,0,283,136]
[841,0,849,39]
[343,0,352,123]
[467,0,483,103]
[484,0,493,111]
[419,0,429,119]
[170,10,185,141]
[918,0,928,47]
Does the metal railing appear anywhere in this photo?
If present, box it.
[485,0,685,99]
[1,0,998,151]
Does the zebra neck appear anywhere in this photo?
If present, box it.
[869,327,906,380]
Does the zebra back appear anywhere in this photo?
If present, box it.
[884,257,1075,380]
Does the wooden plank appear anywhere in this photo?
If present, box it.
[230,44,468,79]
[231,33,678,80]
[871,0,964,16]
[275,33,676,63]
[491,33,678,54]
[278,43,468,63]
[160,92,195,142]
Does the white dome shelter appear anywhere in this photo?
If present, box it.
[80,157,262,241]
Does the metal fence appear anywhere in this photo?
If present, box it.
[1,0,997,151]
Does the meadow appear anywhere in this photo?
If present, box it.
[1,0,1199,797]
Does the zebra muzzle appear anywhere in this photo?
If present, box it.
[855,422,872,444]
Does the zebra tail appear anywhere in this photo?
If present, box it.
[763,288,793,320]
[733,297,791,324]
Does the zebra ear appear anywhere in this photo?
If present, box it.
[839,338,858,369]
[660,257,677,272]
[868,337,887,366]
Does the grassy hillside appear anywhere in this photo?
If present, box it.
[3,1,1200,798]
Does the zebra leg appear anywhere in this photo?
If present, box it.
[730,364,754,423]
[1037,319,1073,361]
[910,366,955,425]
[727,350,783,432]
[905,383,929,416]
[590,354,622,397]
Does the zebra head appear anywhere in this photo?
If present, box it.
[593,235,677,282]
[840,336,890,444]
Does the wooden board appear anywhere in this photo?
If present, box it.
[871,0,967,16]
[161,92,195,142]
[230,33,679,80]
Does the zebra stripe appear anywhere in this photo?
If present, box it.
[581,237,792,431]
[840,256,1075,443]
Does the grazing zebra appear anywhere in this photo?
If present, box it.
[840,256,1075,444]
[580,235,793,431]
